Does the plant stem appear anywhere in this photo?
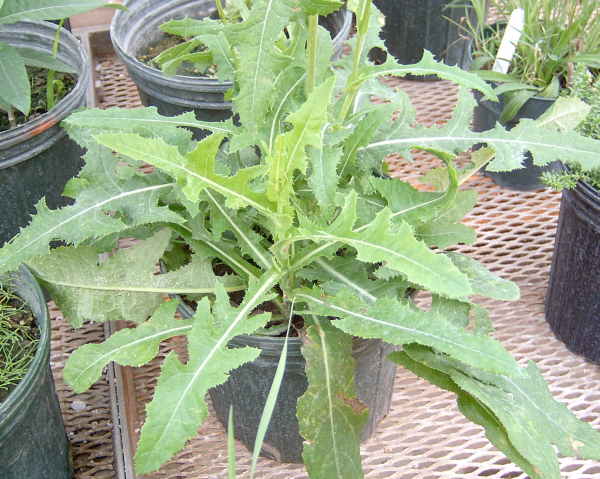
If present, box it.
[46,18,65,112]
[338,0,371,121]
[215,0,227,24]
[7,106,17,128]
[306,14,319,95]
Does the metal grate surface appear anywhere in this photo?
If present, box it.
[51,304,117,477]
[49,33,600,479]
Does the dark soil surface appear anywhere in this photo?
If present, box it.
[0,66,76,132]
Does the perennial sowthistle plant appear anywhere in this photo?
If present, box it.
[3,1,600,477]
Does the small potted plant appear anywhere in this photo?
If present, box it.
[0,265,72,479]
[110,0,352,125]
[0,0,125,245]
[455,0,600,190]
[2,1,600,477]
[542,65,600,364]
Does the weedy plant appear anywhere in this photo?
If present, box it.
[450,0,600,122]
[3,0,600,477]
[542,64,600,191]
[0,0,125,127]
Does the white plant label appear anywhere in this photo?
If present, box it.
[492,8,524,74]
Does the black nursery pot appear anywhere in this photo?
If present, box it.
[209,334,398,463]
[370,0,476,79]
[0,266,73,479]
[545,179,600,363]
[111,0,352,129]
[0,21,89,246]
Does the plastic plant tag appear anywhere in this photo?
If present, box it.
[492,8,524,74]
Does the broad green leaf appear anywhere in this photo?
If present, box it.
[226,0,296,139]
[156,39,212,77]
[297,256,408,305]
[135,273,280,474]
[294,287,524,377]
[361,88,600,173]
[304,193,472,299]
[298,315,367,479]
[203,32,236,83]
[0,42,29,114]
[267,77,335,203]
[17,48,75,72]
[389,347,542,479]
[353,51,497,100]
[445,252,520,301]
[297,0,343,16]
[535,97,591,133]
[63,107,236,139]
[64,300,193,393]
[429,294,471,329]
[27,229,245,327]
[457,362,600,464]
[338,104,396,178]
[572,53,600,69]
[306,143,343,219]
[204,190,273,270]
[416,222,477,249]
[0,146,181,276]
[94,132,277,215]
[0,0,125,24]
[402,346,600,479]
[369,176,442,225]
[473,304,494,336]
[160,16,223,38]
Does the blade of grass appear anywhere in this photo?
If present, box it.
[249,305,294,479]
[228,405,236,479]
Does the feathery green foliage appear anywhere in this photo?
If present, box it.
[542,65,600,191]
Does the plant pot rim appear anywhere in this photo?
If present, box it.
[0,20,90,163]
[0,265,51,423]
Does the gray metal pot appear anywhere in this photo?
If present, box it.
[0,21,89,245]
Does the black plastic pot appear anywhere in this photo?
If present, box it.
[471,88,562,190]
[371,0,478,79]
[545,179,600,363]
[0,266,73,479]
[111,0,352,125]
[209,334,397,463]
[0,21,89,246]
[168,291,398,464]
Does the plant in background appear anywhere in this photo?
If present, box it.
[542,64,600,191]
[140,0,251,77]
[2,0,600,477]
[0,0,125,127]
[451,0,600,122]
[0,281,38,403]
